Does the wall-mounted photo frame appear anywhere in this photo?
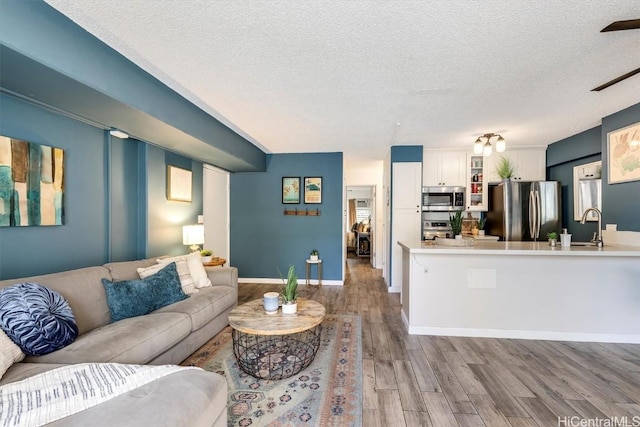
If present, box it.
[607,121,640,184]
[304,177,322,204]
[282,177,300,204]
[167,165,192,202]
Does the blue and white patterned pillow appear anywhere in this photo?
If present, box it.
[0,282,78,356]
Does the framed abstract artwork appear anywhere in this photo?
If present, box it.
[0,135,65,227]
[167,165,193,202]
[607,121,640,184]
[282,177,300,204]
[304,177,322,204]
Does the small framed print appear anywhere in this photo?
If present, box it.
[167,165,193,202]
[304,177,322,204]
[282,177,300,204]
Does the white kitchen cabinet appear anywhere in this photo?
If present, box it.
[423,150,466,186]
[466,154,488,211]
[393,161,422,209]
[486,148,547,183]
[391,162,421,290]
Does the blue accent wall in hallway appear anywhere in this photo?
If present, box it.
[0,94,204,280]
[230,153,343,281]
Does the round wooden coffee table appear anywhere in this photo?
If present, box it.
[228,298,326,380]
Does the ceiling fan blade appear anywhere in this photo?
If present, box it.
[592,67,640,91]
[601,19,640,32]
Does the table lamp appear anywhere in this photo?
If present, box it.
[183,224,204,253]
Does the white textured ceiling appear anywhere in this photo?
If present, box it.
[45,0,640,160]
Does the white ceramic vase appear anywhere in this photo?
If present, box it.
[201,256,212,263]
[310,255,318,261]
[282,302,297,314]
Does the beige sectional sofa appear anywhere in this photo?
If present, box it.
[0,257,238,427]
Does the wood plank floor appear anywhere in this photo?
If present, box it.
[237,257,640,426]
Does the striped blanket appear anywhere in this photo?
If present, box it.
[0,363,200,427]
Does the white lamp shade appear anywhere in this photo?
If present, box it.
[473,139,484,154]
[182,224,204,245]
[496,136,506,152]
[482,142,492,156]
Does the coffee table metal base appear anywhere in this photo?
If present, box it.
[232,325,322,380]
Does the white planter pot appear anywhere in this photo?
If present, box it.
[310,255,318,261]
[478,230,485,236]
[201,256,212,263]
[454,234,463,240]
[282,302,297,314]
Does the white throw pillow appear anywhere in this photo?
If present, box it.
[0,328,25,379]
[159,252,212,289]
[137,260,198,295]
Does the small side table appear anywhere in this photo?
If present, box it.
[305,259,322,286]
[203,257,226,267]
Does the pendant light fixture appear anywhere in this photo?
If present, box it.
[473,133,506,156]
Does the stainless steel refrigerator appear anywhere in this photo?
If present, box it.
[486,181,562,241]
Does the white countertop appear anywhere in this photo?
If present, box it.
[398,240,640,257]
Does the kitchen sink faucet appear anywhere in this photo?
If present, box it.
[581,207,603,247]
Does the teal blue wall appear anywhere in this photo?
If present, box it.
[230,153,343,281]
[601,103,640,230]
[547,102,640,236]
[0,94,203,280]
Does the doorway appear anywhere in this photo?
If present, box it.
[346,186,375,267]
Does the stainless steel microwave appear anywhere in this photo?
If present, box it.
[422,186,465,211]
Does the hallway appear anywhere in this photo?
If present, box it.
[238,258,640,426]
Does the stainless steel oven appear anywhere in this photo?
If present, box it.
[422,220,453,240]
[422,186,465,212]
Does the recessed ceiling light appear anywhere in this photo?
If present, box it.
[109,129,129,139]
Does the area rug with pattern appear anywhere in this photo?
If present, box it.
[182,314,362,427]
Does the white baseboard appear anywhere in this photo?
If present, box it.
[388,286,401,293]
[405,325,640,344]
[238,278,344,286]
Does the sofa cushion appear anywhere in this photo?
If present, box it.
[24,312,192,365]
[0,267,112,336]
[44,369,227,427]
[138,260,198,295]
[0,329,24,380]
[159,252,212,289]
[102,263,188,322]
[154,286,236,331]
[0,283,78,356]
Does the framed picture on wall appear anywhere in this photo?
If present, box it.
[167,165,193,202]
[607,121,640,184]
[304,177,322,204]
[282,177,300,204]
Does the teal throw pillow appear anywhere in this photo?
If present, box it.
[101,262,187,322]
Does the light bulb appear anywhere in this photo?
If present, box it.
[496,136,506,152]
[473,138,483,154]
[483,141,492,156]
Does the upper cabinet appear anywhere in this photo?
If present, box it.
[466,154,488,211]
[486,148,547,183]
[423,150,466,186]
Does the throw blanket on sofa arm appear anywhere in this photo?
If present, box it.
[0,363,200,427]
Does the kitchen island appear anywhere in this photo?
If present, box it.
[399,240,640,343]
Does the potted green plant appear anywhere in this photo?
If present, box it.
[281,265,298,314]
[200,249,213,263]
[547,231,558,247]
[449,211,463,239]
[495,156,514,181]
[477,218,487,236]
[310,249,319,261]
